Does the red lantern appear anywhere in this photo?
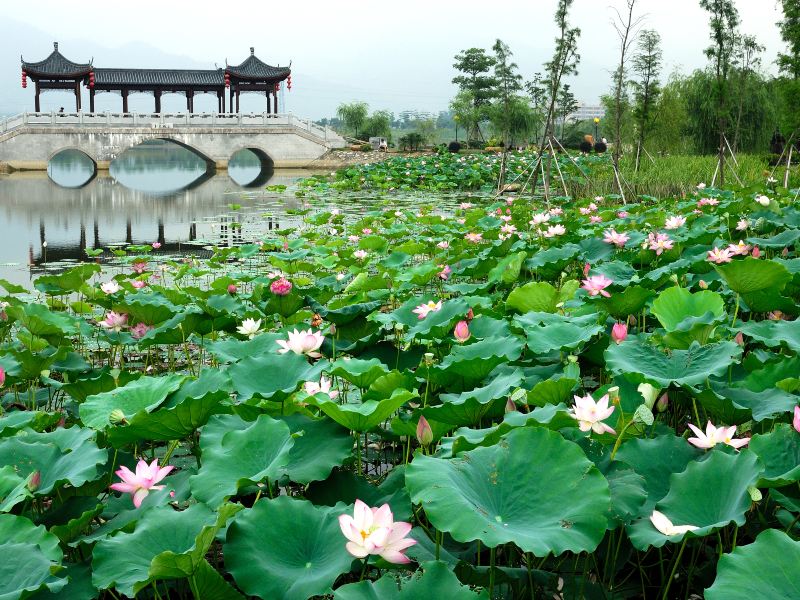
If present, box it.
[88,71,95,89]
[274,83,280,93]
[287,74,292,91]
[21,70,27,89]
[224,72,230,88]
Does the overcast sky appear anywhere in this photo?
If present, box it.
[2,0,788,118]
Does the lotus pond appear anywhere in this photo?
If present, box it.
[0,152,799,599]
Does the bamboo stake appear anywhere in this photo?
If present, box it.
[549,137,569,197]
[784,145,794,189]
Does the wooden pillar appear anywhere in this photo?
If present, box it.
[34,81,41,112]
[75,80,81,111]
[221,91,226,113]
[154,90,162,113]
[187,89,194,113]
[266,92,271,114]
[93,219,99,247]
[273,90,278,114]
[122,88,129,113]
[229,87,234,114]
[157,220,165,245]
[89,89,95,113]
[126,219,132,244]
[235,88,240,113]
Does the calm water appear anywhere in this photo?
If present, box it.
[0,141,311,288]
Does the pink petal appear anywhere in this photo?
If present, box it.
[132,487,149,508]
[345,541,369,558]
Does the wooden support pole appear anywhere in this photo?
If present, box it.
[122,89,129,113]
[187,90,194,113]
[273,90,278,114]
[154,90,161,114]
[75,80,81,111]
[229,87,234,114]
[236,89,240,113]
[785,145,794,189]
[35,81,41,112]
[89,88,95,113]
[266,92,271,113]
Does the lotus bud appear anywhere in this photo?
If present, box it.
[583,263,591,277]
[454,320,471,343]
[656,392,669,413]
[423,352,434,366]
[782,247,789,257]
[329,323,337,335]
[505,397,518,413]
[270,277,292,296]
[627,314,637,327]
[0,366,4,388]
[698,280,708,290]
[734,332,744,346]
[465,308,474,322]
[793,406,800,434]
[669,274,679,284]
[607,386,620,406]
[227,284,238,295]
[611,323,627,344]
[416,416,433,446]
[28,471,40,492]
[109,409,127,425]
[637,383,660,410]
[751,245,761,258]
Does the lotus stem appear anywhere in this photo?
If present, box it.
[661,537,687,600]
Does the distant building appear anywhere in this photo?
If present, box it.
[567,103,606,122]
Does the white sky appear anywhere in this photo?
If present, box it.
[2,0,787,118]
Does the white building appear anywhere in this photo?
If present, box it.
[567,103,606,122]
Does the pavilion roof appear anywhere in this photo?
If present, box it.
[226,48,290,80]
[93,68,225,87]
[21,42,92,78]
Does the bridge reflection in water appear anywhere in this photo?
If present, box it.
[0,165,309,287]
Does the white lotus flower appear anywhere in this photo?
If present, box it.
[277,328,324,358]
[236,318,262,339]
[101,281,120,294]
[650,510,699,536]
[304,376,339,399]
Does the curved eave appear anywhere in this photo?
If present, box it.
[225,69,290,82]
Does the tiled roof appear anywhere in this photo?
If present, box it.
[226,48,290,80]
[93,68,225,87]
[21,42,91,77]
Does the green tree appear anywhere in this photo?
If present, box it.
[631,29,663,170]
[700,0,740,186]
[649,73,692,154]
[556,84,579,138]
[491,39,523,147]
[361,110,392,140]
[336,101,369,138]
[609,0,643,172]
[778,0,800,79]
[449,90,483,144]
[731,35,765,152]
[452,48,497,139]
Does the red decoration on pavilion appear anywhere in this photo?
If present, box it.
[287,74,292,91]
[274,82,280,93]
[224,72,230,88]
[21,70,27,88]
[88,71,95,89]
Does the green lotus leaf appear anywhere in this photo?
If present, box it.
[61,368,141,403]
[708,381,797,422]
[308,297,382,325]
[694,388,751,425]
[107,370,232,445]
[29,561,96,600]
[312,388,415,432]
[487,251,526,285]
[626,450,762,549]
[190,414,294,507]
[334,560,488,599]
[603,462,647,528]
[113,292,179,325]
[505,280,579,314]
[591,260,638,286]
[206,333,284,363]
[33,263,101,295]
[432,336,524,388]
[615,434,700,513]
[423,370,523,426]
[136,308,206,348]
[362,370,417,402]
[0,411,61,437]
[0,514,63,600]
[306,467,412,522]
[227,352,321,402]
[0,427,107,494]
[0,465,32,512]
[48,500,105,545]
[748,424,800,487]
[705,529,800,599]
[738,318,800,353]
[191,558,245,600]
[594,285,655,320]
[406,298,472,339]
[715,258,791,312]
[525,377,578,408]
[225,497,354,600]
[524,243,580,278]
[604,339,741,387]
[515,312,604,355]
[283,415,353,484]
[80,374,184,430]
[406,426,610,555]
[650,286,725,348]
[746,228,800,248]
[330,357,390,389]
[92,503,239,597]
[5,303,80,339]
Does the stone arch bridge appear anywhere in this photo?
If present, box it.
[0,112,346,172]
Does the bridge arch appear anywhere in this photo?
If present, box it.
[153,137,216,171]
[47,148,97,188]
[228,146,274,187]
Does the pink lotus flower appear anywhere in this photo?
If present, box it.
[794,406,800,434]
[98,311,128,332]
[543,224,566,238]
[101,281,120,295]
[603,229,629,248]
[353,249,368,260]
[647,232,674,255]
[413,300,442,320]
[583,263,591,277]
[464,232,483,243]
[438,265,452,280]
[362,228,373,235]
[152,242,162,249]
[130,322,153,340]
[727,240,750,256]
[132,261,147,274]
[338,500,416,564]
[687,421,749,450]
[110,458,174,508]
[348,235,360,243]
[579,207,592,215]
[707,247,733,264]
[454,320,470,343]
[416,416,433,446]
[277,329,324,358]
[530,212,550,225]
[131,280,147,289]
[304,376,338,399]
[270,277,293,296]
[500,223,517,234]
[611,323,627,344]
[581,275,612,297]
[459,202,473,210]
[228,284,238,294]
[549,207,563,216]
[569,394,616,435]
[736,218,749,231]
[650,510,698,536]
[664,216,686,230]
[0,366,4,387]
[617,211,629,218]
[437,240,450,249]
[751,246,761,258]
[589,215,603,224]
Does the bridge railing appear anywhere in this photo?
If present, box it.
[0,112,339,143]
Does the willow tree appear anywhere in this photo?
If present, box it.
[336,102,369,139]
[700,0,739,187]
[631,30,662,171]
[731,35,765,152]
[777,0,800,135]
